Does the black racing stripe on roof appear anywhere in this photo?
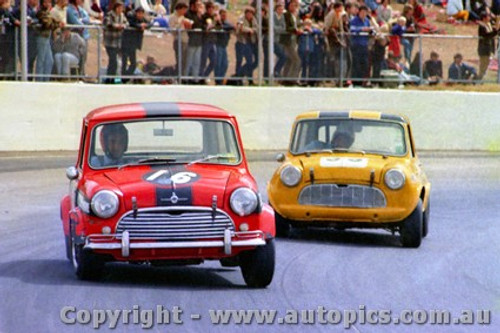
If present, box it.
[142,102,181,117]
[319,111,350,118]
[380,114,406,123]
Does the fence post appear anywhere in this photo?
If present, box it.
[177,29,182,83]
[418,34,423,83]
[268,0,274,85]
[97,27,102,83]
[257,0,263,86]
[20,0,28,81]
[339,32,344,87]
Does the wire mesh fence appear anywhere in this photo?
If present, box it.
[2,24,499,86]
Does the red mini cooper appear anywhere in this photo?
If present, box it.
[60,102,275,287]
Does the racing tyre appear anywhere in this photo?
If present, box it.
[275,211,292,238]
[240,239,275,288]
[400,200,423,248]
[422,200,430,238]
[72,241,105,281]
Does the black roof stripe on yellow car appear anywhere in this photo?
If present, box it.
[318,111,350,118]
[142,102,181,117]
[318,111,406,123]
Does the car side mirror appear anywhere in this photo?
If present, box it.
[66,166,79,180]
[275,153,285,163]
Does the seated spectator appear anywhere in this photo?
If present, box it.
[423,51,443,84]
[470,0,489,21]
[386,52,422,85]
[377,0,394,24]
[448,53,478,82]
[409,0,439,33]
[152,0,169,27]
[52,28,86,77]
[446,0,469,22]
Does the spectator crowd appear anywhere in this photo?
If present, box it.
[0,0,499,85]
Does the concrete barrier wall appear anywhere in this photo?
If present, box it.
[1,82,499,152]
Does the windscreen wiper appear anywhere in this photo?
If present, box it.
[187,154,233,166]
[118,157,177,170]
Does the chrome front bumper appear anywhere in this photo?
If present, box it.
[84,230,266,258]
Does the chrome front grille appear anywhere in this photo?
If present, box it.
[115,207,235,241]
[298,184,386,208]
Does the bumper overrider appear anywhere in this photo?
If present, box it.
[84,230,266,258]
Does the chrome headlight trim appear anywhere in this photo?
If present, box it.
[90,190,120,218]
[384,169,406,190]
[280,165,302,187]
[230,187,258,217]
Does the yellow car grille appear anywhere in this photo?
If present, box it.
[298,184,387,208]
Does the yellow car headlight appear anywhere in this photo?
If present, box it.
[384,169,406,190]
[280,165,302,187]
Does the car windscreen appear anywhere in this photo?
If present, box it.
[89,119,241,169]
[291,119,407,156]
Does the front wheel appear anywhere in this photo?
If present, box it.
[72,241,105,281]
[400,200,423,248]
[422,200,430,238]
[275,211,292,238]
[239,239,275,288]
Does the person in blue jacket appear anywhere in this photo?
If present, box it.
[349,5,373,85]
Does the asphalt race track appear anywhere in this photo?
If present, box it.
[0,152,499,333]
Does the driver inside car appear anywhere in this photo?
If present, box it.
[330,129,355,149]
[91,123,129,167]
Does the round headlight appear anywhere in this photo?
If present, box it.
[280,165,302,187]
[91,190,119,218]
[384,169,406,190]
[230,188,258,217]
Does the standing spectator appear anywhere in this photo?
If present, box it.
[122,6,151,81]
[448,53,477,82]
[67,0,91,75]
[53,28,85,77]
[389,16,405,60]
[261,2,270,79]
[214,8,233,85]
[36,0,63,81]
[423,51,443,84]
[0,0,20,79]
[83,0,103,22]
[13,0,39,77]
[298,18,320,85]
[324,1,345,84]
[235,6,258,85]
[447,0,469,22]
[372,23,389,85]
[350,5,372,85]
[169,1,190,76]
[184,0,204,82]
[273,2,286,78]
[282,0,301,84]
[200,1,217,80]
[401,4,416,65]
[477,11,499,80]
[103,0,128,83]
[51,0,69,25]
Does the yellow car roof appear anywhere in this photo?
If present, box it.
[296,110,408,123]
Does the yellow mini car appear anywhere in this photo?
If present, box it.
[268,110,431,248]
